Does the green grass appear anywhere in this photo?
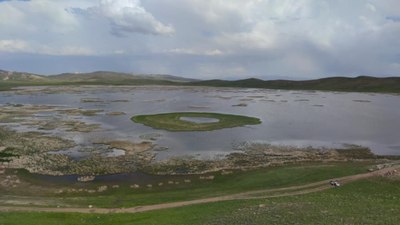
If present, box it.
[1,177,399,225]
[188,76,400,93]
[203,177,400,225]
[131,112,261,131]
[63,163,372,207]
[8,162,373,208]
[0,83,14,91]
[0,148,18,162]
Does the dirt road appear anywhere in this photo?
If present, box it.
[0,165,398,214]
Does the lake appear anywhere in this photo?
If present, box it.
[1,85,399,160]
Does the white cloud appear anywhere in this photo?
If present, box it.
[0,39,94,56]
[0,0,81,34]
[38,46,95,56]
[215,24,278,51]
[0,39,31,53]
[85,0,175,36]
[166,48,224,56]
[366,3,377,12]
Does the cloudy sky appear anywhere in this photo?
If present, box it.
[0,0,399,79]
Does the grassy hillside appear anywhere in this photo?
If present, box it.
[1,69,399,93]
[0,71,191,90]
[0,70,195,87]
[0,70,47,82]
[50,71,197,83]
[189,76,400,93]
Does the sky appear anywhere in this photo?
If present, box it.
[0,0,400,79]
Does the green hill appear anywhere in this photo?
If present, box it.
[1,69,399,93]
[0,70,196,88]
[50,71,197,83]
[0,70,47,82]
[188,76,400,93]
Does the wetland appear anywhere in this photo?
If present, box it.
[1,85,400,177]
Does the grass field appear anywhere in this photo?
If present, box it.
[0,83,14,91]
[62,162,373,208]
[2,162,374,208]
[131,112,261,131]
[1,176,398,225]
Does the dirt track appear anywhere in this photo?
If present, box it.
[0,165,398,214]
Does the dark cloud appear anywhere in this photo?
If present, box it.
[386,16,400,22]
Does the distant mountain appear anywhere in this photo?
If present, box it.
[0,69,197,83]
[50,71,198,83]
[188,76,400,93]
[0,70,47,81]
[1,69,399,93]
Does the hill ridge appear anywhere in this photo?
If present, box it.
[1,69,400,93]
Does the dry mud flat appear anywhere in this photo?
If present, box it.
[94,140,154,155]
[145,142,382,175]
[0,126,157,175]
[0,102,154,175]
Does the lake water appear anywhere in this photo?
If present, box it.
[1,85,400,159]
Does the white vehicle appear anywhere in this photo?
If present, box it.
[330,180,341,187]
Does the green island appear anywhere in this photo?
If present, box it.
[131,112,261,131]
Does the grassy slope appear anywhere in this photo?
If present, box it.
[64,163,371,208]
[188,76,400,93]
[1,177,398,225]
[0,70,189,92]
[0,79,180,87]
[49,71,197,83]
[3,163,372,208]
[1,73,400,93]
[131,112,261,131]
